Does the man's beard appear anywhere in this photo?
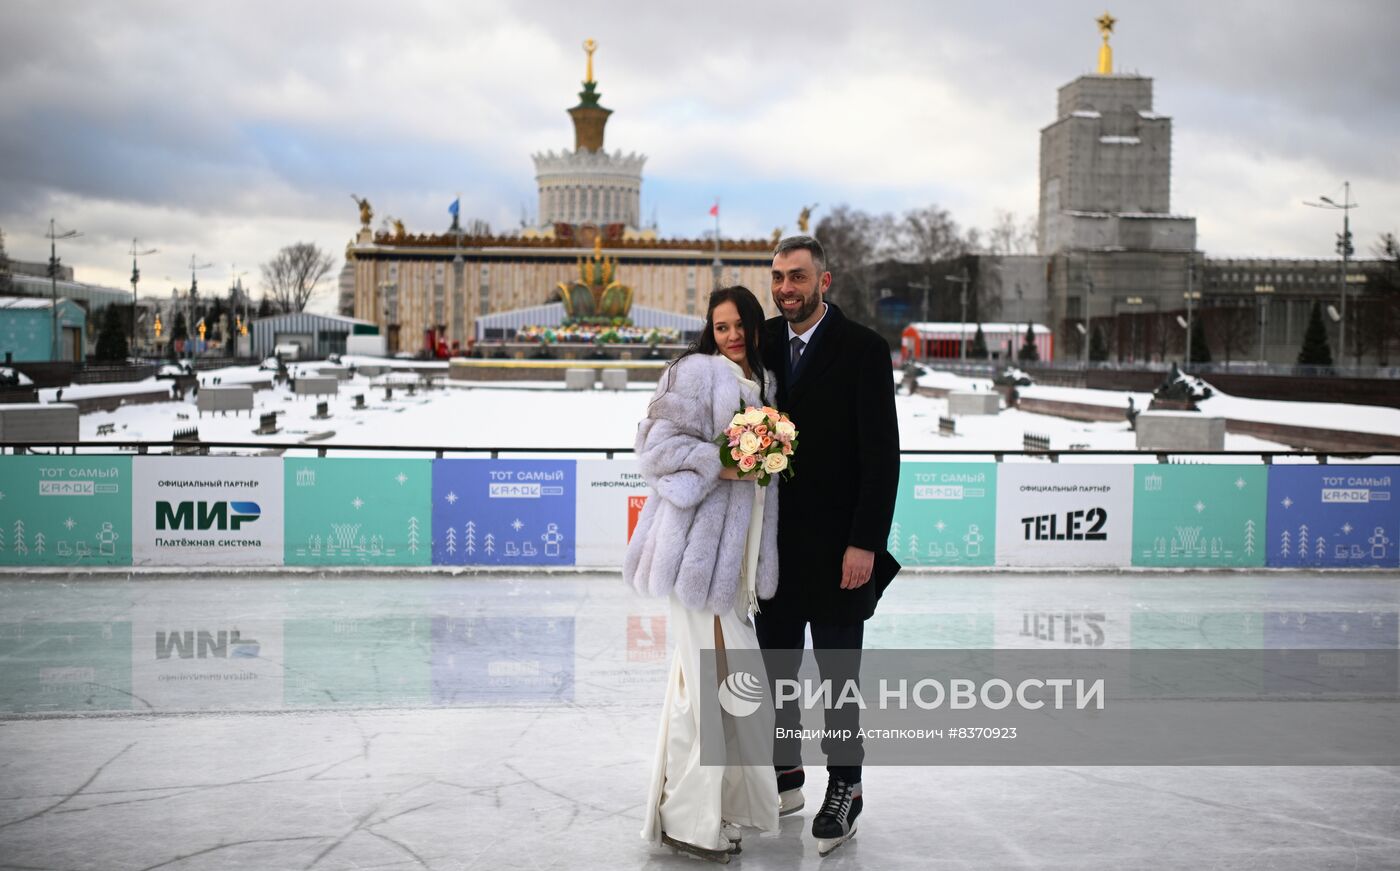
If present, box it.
[777,292,821,324]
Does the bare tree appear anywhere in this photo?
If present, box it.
[896,205,966,262]
[986,209,1037,255]
[261,242,335,313]
[1204,300,1254,368]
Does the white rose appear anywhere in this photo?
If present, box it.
[776,420,796,439]
[730,412,747,428]
[763,452,788,474]
[738,431,761,455]
[743,407,766,425]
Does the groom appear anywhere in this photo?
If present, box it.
[758,234,901,854]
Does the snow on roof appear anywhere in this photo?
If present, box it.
[253,311,377,327]
[907,322,1050,335]
[1070,110,1102,119]
[0,295,67,309]
[1099,135,1141,145]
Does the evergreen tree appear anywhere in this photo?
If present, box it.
[94,304,129,361]
[1297,300,1334,367]
[1188,317,1211,363]
[1017,323,1040,362]
[1089,325,1109,362]
[169,311,188,357]
[257,295,274,318]
[969,323,988,359]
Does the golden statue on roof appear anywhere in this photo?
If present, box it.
[1097,12,1116,75]
[583,39,598,83]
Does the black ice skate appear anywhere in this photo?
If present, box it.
[811,777,861,857]
[662,832,731,864]
[777,765,805,816]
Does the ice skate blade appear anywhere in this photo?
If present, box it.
[816,823,857,857]
[778,788,805,816]
[662,833,732,864]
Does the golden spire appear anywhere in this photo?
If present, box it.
[1096,12,1116,74]
[583,39,597,83]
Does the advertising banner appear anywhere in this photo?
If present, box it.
[994,464,1134,566]
[0,456,132,566]
[430,615,575,703]
[1265,466,1399,567]
[888,463,996,567]
[431,459,576,566]
[284,459,432,566]
[575,460,650,567]
[130,456,284,565]
[1131,465,1267,567]
[0,620,132,713]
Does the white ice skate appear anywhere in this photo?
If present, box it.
[722,821,742,854]
[777,765,805,816]
[662,832,731,864]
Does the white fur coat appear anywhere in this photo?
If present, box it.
[622,353,780,614]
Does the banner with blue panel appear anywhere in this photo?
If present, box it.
[431,459,576,566]
[1265,466,1399,567]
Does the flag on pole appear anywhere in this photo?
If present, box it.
[448,198,460,217]
[709,201,719,217]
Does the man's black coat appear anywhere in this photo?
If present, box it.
[760,302,901,624]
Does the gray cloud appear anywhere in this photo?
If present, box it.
[1,0,1396,302]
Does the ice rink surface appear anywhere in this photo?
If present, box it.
[1,569,1397,870]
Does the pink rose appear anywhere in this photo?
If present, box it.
[760,435,773,449]
[782,443,793,456]
[731,447,743,461]
[738,454,758,472]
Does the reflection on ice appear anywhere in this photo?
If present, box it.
[2,571,1396,715]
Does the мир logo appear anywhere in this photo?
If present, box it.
[155,500,261,530]
[718,671,765,717]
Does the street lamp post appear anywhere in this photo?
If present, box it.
[1183,255,1200,366]
[1123,296,1145,363]
[229,268,248,358]
[1304,181,1358,368]
[1253,283,1275,364]
[908,279,931,325]
[129,239,158,359]
[186,255,214,358]
[46,219,81,362]
[944,269,970,362]
[1082,274,1095,367]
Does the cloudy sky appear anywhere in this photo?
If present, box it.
[2,0,1397,312]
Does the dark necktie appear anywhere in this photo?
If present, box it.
[789,336,804,375]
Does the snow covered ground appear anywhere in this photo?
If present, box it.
[53,360,1331,460]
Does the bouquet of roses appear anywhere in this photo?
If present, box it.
[714,405,797,486]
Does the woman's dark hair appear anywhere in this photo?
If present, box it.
[657,285,767,401]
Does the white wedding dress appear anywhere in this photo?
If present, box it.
[641,357,779,851]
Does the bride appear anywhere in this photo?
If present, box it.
[623,285,781,862]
